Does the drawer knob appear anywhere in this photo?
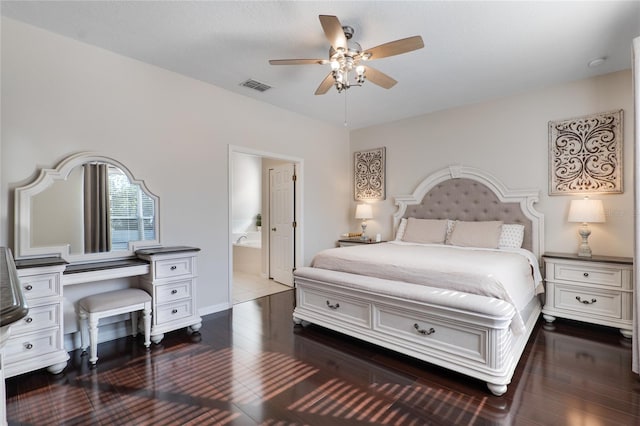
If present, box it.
[171,289,178,295]
[24,285,33,291]
[414,323,436,336]
[170,266,177,271]
[25,317,33,324]
[325,301,340,310]
[576,296,597,305]
[25,343,33,350]
[172,309,178,314]
[583,272,589,277]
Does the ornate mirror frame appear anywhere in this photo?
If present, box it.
[14,152,160,262]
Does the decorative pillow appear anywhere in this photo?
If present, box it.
[448,220,503,248]
[402,218,449,244]
[498,224,525,249]
[395,218,408,241]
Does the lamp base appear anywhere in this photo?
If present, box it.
[361,222,368,240]
[577,224,592,258]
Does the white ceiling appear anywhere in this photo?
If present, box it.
[2,1,639,129]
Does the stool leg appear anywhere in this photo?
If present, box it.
[88,315,99,364]
[131,311,138,337]
[143,303,151,348]
[79,309,88,353]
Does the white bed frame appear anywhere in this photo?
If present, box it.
[293,165,544,396]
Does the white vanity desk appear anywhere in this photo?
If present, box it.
[11,152,201,377]
[7,247,201,378]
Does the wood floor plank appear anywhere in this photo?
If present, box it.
[5,289,640,425]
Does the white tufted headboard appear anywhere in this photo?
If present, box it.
[393,165,544,259]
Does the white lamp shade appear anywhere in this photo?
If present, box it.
[568,198,606,223]
[355,204,373,220]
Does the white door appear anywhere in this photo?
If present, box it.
[269,164,295,286]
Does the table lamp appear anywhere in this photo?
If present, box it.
[568,197,605,257]
[355,204,373,240]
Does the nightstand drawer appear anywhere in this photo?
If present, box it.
[553,284,622,320]
[553,263,623,288]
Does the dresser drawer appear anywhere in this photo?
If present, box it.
[4,329,61,364]
[155,300,193,325]
[8,303,60,335]
[552,263,623,288]
[298,287,371,328]
[155,257,194,279]
[374,306,487,364]
[553,284,623,320]
[155,280,193,304]
[20,273,61,301]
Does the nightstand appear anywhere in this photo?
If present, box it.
[542,252,633,338]
[338,238,387,247]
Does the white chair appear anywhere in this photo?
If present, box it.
[77,288,152,364]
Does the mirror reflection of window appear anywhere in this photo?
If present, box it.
[108,166,155,250]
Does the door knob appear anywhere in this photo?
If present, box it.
[272,227,277,231]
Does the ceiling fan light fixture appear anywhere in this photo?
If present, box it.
[268,15,423,95]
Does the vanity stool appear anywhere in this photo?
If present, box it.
[77,288,152,364]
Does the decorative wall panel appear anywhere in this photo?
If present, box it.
[354,147,385,200]
[549,110,623,194]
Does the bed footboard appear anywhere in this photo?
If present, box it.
[293,267,541,396]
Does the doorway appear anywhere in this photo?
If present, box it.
[228,146,303,305]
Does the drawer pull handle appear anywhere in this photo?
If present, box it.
[576,296,597,305]
[172,309,178,314]
[25,343,33,350]
[25,317,33,324]
[24,285,33,291]
[326,301,340,310]
[414,324,436,336]
[170,266,177,271]
[583,272,589,277]
[171,289,178,295]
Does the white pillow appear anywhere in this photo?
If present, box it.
[395,218,408,241]
[402,218,449,244]
[499,224,525,249]
[448,220,503,248]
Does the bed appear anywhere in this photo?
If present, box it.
[293,165,545,396]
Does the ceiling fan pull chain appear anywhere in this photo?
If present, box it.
[344,89,348,127]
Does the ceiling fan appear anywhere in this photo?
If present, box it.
[269,15,424,95]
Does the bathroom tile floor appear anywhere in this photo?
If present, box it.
[232,271,292,304]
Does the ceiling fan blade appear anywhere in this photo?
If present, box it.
[315,73,335,95]
[269,59,328,65]
[364,36,424,60]
[319,15,347,51]
[363,66,397,89]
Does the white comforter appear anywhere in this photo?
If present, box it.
[311,242,543,334]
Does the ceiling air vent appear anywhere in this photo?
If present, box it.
[240,79,272,92]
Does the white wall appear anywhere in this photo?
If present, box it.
[231,152,262,234]
[351,70,634,257]
[0,18,351,314]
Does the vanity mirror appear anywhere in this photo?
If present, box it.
[14,152,160,262]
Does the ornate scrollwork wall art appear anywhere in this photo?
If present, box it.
[354,147,385,200]
[549,110,623,195]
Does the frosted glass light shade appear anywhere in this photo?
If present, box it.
[568,198,605,223]
[355,204,373,220]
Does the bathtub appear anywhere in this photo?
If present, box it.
[232,231,262,249]
[232,231,262,275]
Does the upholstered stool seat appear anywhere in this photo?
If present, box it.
[78,288,152,364]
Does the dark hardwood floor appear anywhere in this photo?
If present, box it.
[6,289,640,425]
